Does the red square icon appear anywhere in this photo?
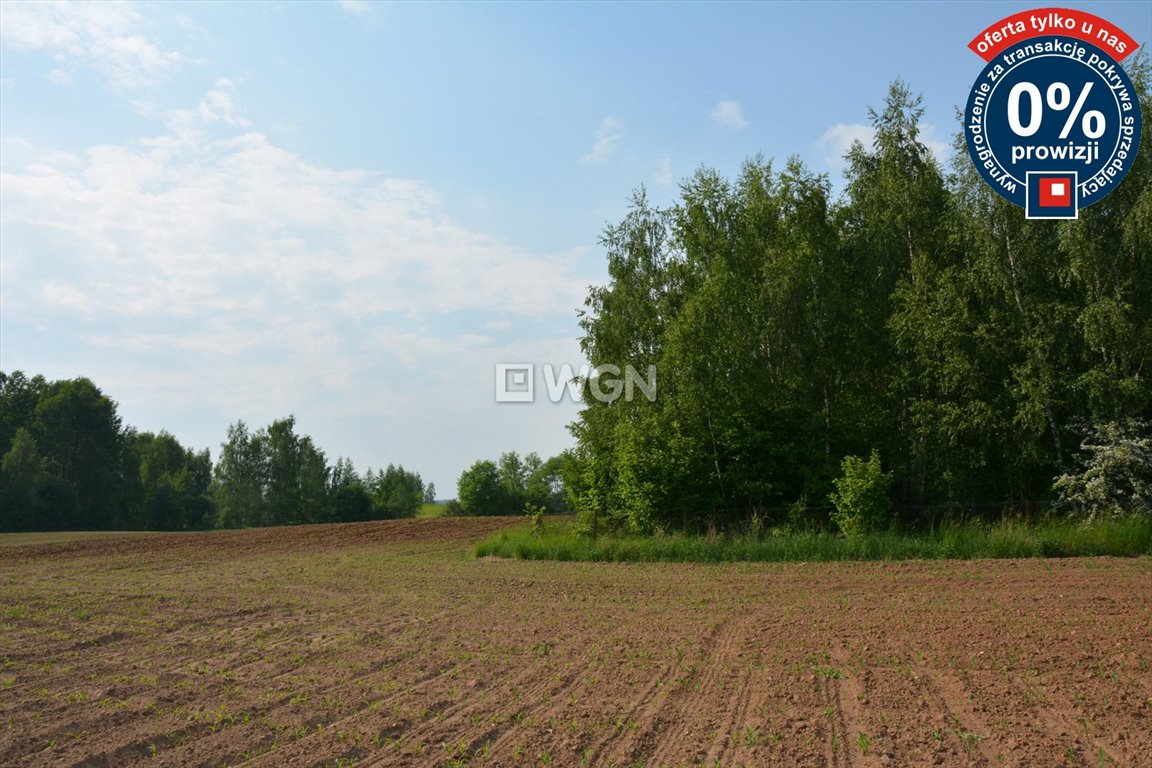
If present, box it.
[1038,177,1072,207]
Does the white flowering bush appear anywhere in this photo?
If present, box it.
[1053,419,1152,522]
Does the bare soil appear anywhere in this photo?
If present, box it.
[1,518,1148,767]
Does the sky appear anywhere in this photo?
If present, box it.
[2,1,1149,497]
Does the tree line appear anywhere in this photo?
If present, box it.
[455,451,568,517]
[0,371,432,531]
[564,74,1151,536]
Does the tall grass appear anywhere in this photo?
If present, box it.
[416,502,449,519]
[474,517,1151,563]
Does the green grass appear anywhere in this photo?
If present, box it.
[416,502,450,519]
[474,517,1152,563]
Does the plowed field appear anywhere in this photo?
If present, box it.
[1,518,1149,767]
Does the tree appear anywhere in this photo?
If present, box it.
[214,421,268,528]
[132,431,214,530]
[2,371,217,532]
[331,482,373,522]
[329,456,359,490]
[266,417,329,525]
[265,417,303,525]
[2,371,443,532]
[457,460,507,516]
[565,75,1152,533]
[327,457,369,522]
[184,449,215,529]
[32,377,124,529]
[525,453,568,514]
[840,80,960,512]
[0,371,49,455]
[497,451,528,513]
[423,482,437,504]
[369,464,424,519]
[0,428,53,531]
[569,155,852,533]
[1061,53,1152,425]
[456,452,567,517]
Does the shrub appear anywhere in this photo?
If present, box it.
[829,449,894,538]
[526,503,546,534]
[1053,419,1152,522]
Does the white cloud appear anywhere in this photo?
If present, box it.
[0,69,592,494]
[919,123,952,168]
[2,82,589,339]
[45,67,73,85]
[2,136,34,151]
[157,79,252,143]
[3,148,587,323]
[0,1,182,89]
[1,87,593,489]
[816,122,951,170]
[710,100,747,129]
[653,151,672,185]
[581,117,624,164]
[40,280,94,316]
[816,123,875,167]
[336,0,373,15]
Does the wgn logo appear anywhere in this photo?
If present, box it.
[495,363,657,404]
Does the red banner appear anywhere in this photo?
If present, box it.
[968,7,1136,62]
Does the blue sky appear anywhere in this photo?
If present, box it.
[2,1,1149,497]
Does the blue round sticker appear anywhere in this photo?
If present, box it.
[965,37,1142,218]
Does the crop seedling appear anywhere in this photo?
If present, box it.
[948,719,985,755]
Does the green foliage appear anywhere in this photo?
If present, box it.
[366,463,425,519]
[457,451,570,517]
[132,431,214,530]
[30,377,125,528]
[475,517,1151,563]
[1054,419,1152,522]
[498,451,527,510]
[264,416,329,526]
[1,373,131,530]
[216,418,428,526]
[330,482,372,522]
[0,428,56,531]
[829,450,894,538]
[1,370,433,532]
[213,420,267,528]
[416,502,448,519]
[526,502,546,534]
[567,68,1152,532]
[524,452,568,514]
[456,459,506,516]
